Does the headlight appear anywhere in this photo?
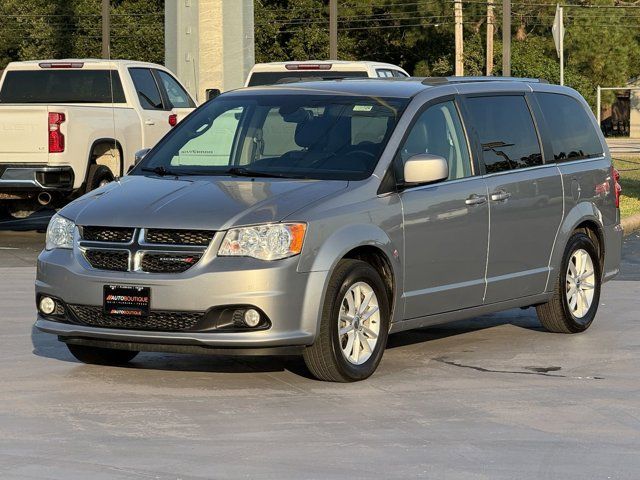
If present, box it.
[218,223,306,261]
[45,214,76,250]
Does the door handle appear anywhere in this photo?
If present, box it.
[465,194,487,206]
[144,119,155,125]
[490,190,511,202]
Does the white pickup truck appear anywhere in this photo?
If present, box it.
[0,59,196,216]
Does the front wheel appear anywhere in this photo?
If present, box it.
[536,232,601,333]
[85,165,115,193]
[66,343,139,366]
[303,259,390,382]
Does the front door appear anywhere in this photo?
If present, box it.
[129,67,172,148]
[400,99,489,319]
[463,94,564,304]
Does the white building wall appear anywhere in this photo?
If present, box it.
[165,0,254,103]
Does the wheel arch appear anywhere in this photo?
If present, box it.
[87,138,125,179]
[299,223,402,325]
[550,201,606,285]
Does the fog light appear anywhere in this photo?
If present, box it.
[39,296,56,315]
[243,309,261,328]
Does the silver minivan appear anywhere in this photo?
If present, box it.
[35,77,623,382]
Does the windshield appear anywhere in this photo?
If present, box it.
[135,94,408,181]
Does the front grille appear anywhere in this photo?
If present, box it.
[141,253,202,273]
[82,226,134,243]
[145,229,214,246]
[68,304,203,331]
[84,250,129,271]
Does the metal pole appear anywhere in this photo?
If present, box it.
[101,0,110,59]
[597,85,601,127]
[455,0,464,76]
[486,0,494,76]
[502,0,511,76]
[329,0,338,60]
[559,6,564,86]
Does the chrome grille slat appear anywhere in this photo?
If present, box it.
[78,226,214,273]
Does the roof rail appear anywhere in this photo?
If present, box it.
[421,76,548,85]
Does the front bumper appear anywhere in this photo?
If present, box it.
[35,247,328,351]
[0,165,74,193]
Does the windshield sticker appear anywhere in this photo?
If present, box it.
[353,105,373,112]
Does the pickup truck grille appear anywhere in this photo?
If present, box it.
[78,227,214,274]
[67,304,203,331]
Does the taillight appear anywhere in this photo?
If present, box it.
[168,114,177,127]
[612,166,622,208]
[48,112,65,153]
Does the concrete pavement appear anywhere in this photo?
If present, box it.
[0,233,639,479]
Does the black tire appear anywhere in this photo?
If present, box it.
[66,343,139,366]
[85,165,114,193]
[303,259,390,382]
[536,232,601,333]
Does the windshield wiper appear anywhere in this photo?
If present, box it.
[141,166,178,177]
[225,166,303,179]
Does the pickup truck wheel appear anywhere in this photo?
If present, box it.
[303,259,389,382]
[85,165,114,193]
[536,232,601,333]
[66,344,138,366]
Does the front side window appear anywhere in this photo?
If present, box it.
[536,92,603,162]
[129,68,163,110]
[0,70,125,103]
[138,94,407,181]
[465,95,542,174]
[398,100,472,180]
[156,70,195,108]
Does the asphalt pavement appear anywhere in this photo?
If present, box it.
[0,231,639,479]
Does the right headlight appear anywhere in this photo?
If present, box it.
[45,213,76,250]
[218,223,306,261]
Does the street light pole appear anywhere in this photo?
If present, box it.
[502,0,511,76]
[329,0,338,60]
[101,0,110,59]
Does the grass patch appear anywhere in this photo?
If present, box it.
[613,156,640,219]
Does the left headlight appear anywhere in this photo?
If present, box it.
[45,214,76,250]
[218,223,306,261]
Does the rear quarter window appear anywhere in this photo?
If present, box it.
[535,92,603,162]
[0,70,126,103]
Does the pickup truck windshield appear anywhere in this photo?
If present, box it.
[0,70,126,103]
[138,94,408,181]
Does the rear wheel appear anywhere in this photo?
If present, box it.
[303,259,390,382]
[536,232,601,333]
[85,165,114,193]
[66,344,139,366]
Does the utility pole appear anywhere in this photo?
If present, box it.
[486,0,494,76]
[329,0,338,60]
[101,0,110,59]
[502,0,511,76]
[454,0,464,76]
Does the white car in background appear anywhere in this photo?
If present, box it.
[245,60,409,86]
[0,59,196,216]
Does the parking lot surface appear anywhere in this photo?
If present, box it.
[1,231,639,479]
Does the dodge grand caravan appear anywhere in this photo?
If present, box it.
[35,77,623,382]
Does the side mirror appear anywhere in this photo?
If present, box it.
[134,148,151,165]
[403,154,448,185]
[206,88,221,101]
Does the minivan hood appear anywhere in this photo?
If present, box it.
[61,175,348,230]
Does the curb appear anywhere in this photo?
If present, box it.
[622,213,640,237]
